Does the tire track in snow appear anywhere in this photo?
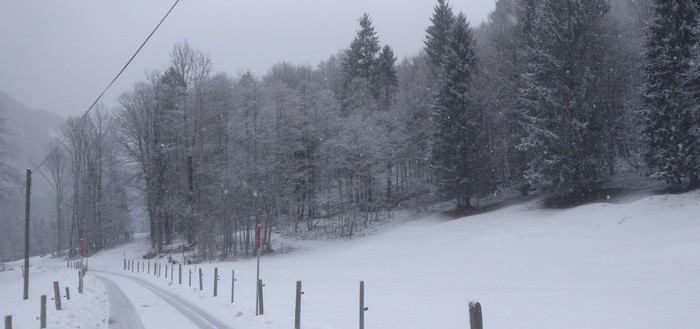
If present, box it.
[94,270,232,329]
[95,274,146,329]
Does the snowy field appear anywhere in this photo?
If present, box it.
[1,190,699,328]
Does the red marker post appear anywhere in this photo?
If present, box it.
[255,224,261,315]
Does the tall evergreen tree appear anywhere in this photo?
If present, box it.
[643,0,700,187]
[424,0,456,73]
[341,13,381,114]
[517,0,612,195]
[374,45,398,109]
[431,13,489,209]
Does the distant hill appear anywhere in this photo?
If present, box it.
[0,89,64,173]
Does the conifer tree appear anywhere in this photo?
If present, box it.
[517,0,612,195]
[341,13,381,114]
[424,0,455,74]
[643,0,700,187]
[374,45,398,109]
[431,13,487,209]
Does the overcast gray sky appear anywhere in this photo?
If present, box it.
[0,1,496,117]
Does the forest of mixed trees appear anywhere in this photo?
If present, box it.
[2,0,699,261]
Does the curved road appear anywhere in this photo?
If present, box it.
[94,271,231,329]
[95,274,146,329]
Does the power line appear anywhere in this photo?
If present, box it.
[32,0,180,173]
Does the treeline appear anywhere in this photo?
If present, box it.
[33,0,700,259]
[41,107,132,258]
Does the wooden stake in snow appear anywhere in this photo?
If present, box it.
[65,287,70,301]
[231,270,235,303]
[40,295,46,328]
[4,315,12,329]
[295,280,303,329]
[199,268,203,291]
[469,302,483,329]
[255,224,262,316]
[213,267,218,297]
[178,264,182,285]
[53,281,62,310]
[359,281,368,329]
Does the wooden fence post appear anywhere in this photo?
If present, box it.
[359,281,367,329]
[469,302,483,329]
[40,295,46,328]
[148,261,150,274]
[78,271,84,294]
[170,265,173,282]
[231,270,235,304]
[213,267,218,297]
[165,264,168,279]
[131,260,134,272]
[53,281,62,310]
[189,269,192,287]
[199,268,203,291]
[178,264,182,285]
[295,280,302,329]
[257,279,264,315]
[65,287,70,300]
[4,315,11,329]
[137,261,140,273]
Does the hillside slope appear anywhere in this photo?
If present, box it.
[3,190,698,328]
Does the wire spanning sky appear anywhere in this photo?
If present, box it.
[0,1,496,117]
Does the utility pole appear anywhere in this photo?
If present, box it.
[23,169,31,300]
[255,224,261,315]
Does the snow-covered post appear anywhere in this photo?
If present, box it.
[359,281,368,329]
[199,268,203,291]
[255,224,262,315]
[469,302,483,329]
[40,295,46,328]
[213,267,218,297]
[78,271,84,294]
[170,265,173,282]
[295,280,303,329]
[53,281,62,310]
[137,261,140,273]
[148,261,150,274]
[165,264,168,279]
[257,279,264,315]
[4,315,11,329]
[231,270,235,303]
[189,269,192,287]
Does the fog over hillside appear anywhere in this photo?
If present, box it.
[0,90,65,261]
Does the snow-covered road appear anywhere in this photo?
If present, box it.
[94,271,232,329]
[95,273,145,329]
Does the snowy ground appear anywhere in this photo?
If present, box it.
[2,190,699,328]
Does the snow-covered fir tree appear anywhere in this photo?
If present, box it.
[431,13,491,209]
[642,0,700,187]
[517,0,612,195]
